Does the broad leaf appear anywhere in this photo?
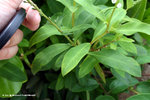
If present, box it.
[95,64,106,84]
[119,36,135,42]
[56,74,65,90]
[79,55,98,78]
[89,49,141,77]
[94,0,108,5]
[136,82,150,93]
[62,8,72,28]
[0,63,27,82]
[71,76,98,92]
[0,57,25,98]
[127,0,134,10]
[127,0,147,20]
[110,69,139,94]
[136,48,150,64]
[92,22,107,40]
[57,0,77,12]
[46,0,64,14]
[112,20,150,35]
[74,9,96,40]
[0,76,22,98]
[74,0,105,21]
[135,44,147,56]
[32,44,71,74]
[127,93,150,100]
[95,95,115,100]
[62,43,91,76]
[118,41,137,54]
[18,39,29,47]
[105,8,126,27]
[62,24,94,34]
[30,24,61,47]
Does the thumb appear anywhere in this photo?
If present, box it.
[0,0,23,31]
[10,0,23,9]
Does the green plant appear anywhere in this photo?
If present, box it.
[1,0,150,100]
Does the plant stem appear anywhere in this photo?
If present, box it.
[96,35,122,50]
[19,48,31,68]
[72,1,76,27]
[86,91,90,100]
[91,6,117,45]
[129,87,140,94]
[26,0,75,46]
[94,76,107,94]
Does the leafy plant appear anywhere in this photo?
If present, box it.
[1,0,150,100]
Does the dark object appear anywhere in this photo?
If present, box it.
[0,8,26,49]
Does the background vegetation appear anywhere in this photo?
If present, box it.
[1,0,150,100]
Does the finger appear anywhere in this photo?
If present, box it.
[23,7,41,31]
[9,0,23,9]
[19,1,41,31]
[0,46,18,60]
[3,29,23,48]
[0,0,23,31]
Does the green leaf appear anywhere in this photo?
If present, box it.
[95,95,115,100]
[110,43,117,50]
[0,57,25,98]
[62,8,72,28]
[110,69,139,94]
[134,33,143,44]
[46,0,64,14]
[64,72,77,90]
[136,48,150,64]
[136,54,150,64]
[127,0,147,20]
[136,82,150,93]
[57,0,77,12]
[74,0,105,21]
[53,51,67,71]
[18,39,29,47]
[0,76,22,98]
[89,49,141,77]
[74,9,96,40]
[62,43,91,76]
[30,24,61,47]
[136,56,150,64]
[50,36,60,44]
[135,44,147,56]
[56,74,65,90]
[75,9,95,26]
[92,22,107,40]
[0,63,27,82]
[94,0,108,5]
[119,36,135,42]
[127,0,134,10]
[112,20,150,35]
[127,93,150,100]
[118,41,137,54]
[79,55,98,78]
[95,64,106,84]
[0,56,27,82]
[32,44,71,74]
[62,24,94,34]
[105,8,126,27]
[71,76,98,92]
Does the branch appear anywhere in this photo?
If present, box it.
[26,0,75,46]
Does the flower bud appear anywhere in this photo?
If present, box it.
[117,3,122,8]
[111,0,117,4]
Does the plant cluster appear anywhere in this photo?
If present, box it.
[1,0,150,100]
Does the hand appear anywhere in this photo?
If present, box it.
[0,0,41,60]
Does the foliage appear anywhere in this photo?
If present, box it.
[1,0,150,99]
